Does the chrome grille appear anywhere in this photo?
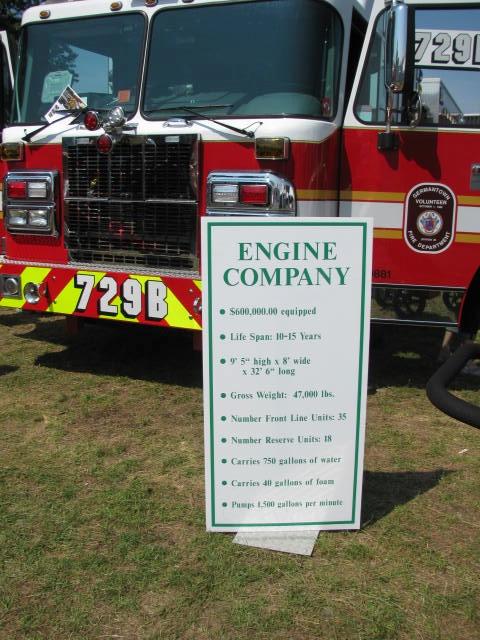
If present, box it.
[63,134,198,270]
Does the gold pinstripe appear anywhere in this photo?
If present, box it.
[455,233,480,244]
[297,189,338,200]
[340,190,405,202]
[373,229,402,239]
[458,195,480,206]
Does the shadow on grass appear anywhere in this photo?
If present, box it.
[0,309,44,327]
[34,321,202,388]
[0,365,18,376]
[361,469,452,527]
[3,310,477,392]
[0,310,72,348]
[369,325,480,392]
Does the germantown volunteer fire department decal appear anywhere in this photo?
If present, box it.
[404,183,456,254]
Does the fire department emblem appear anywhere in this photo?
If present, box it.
[416,210,443,236]
[404,183,456,254]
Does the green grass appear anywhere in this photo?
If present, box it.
[0,310,478,639]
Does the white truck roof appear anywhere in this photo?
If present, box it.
[27,0,374,25]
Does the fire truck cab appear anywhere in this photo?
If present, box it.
[0,0,479,340]
[344,0,480,336]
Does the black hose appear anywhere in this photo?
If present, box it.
[426,341,480,429]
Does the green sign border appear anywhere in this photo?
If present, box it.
[206,220,369,528]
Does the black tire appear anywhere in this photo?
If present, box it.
[393,290,427,318]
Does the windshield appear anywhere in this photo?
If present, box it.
[12,13,145,124]
[143,0,342,120]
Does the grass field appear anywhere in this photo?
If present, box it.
[0,308,478,640]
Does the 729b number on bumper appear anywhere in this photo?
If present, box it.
[75,274,167,320]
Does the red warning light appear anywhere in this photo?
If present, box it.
[97,134,114,154]
[84,111,101,131]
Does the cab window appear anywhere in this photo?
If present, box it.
[355,7,480,127]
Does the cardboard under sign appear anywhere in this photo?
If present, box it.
[202,217,372,532]
[233,530,320,556]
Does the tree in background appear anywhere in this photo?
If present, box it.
[1,0,79,88]
[1,1,41,32]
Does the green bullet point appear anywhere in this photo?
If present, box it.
[222,502,227,507]
[220,334,226,340]
[220,358,226,364]
[221,416,226,422]
[221,438,227,443]
[221,393,226,398]
[220,309,226,315]
[222,480,227,485]
[221,459,227,464]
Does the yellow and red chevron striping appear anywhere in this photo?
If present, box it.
[0,264,202,330]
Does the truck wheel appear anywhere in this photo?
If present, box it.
[393,290,426,318]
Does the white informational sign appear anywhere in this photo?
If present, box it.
[44,86,86,123]
[415,29,480,69]
[202,217,373,532]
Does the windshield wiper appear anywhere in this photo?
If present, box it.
[22,108,85,143]
[153,103,233,111]
[151,104,257,139]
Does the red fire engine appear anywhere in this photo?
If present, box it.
[0,0,479,345]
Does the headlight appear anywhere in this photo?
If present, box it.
[5,206,54,234]
[6,209,28,227]
[29,209,50,227]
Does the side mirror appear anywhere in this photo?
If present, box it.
[378,0,409,151]
[385,0,409,94]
